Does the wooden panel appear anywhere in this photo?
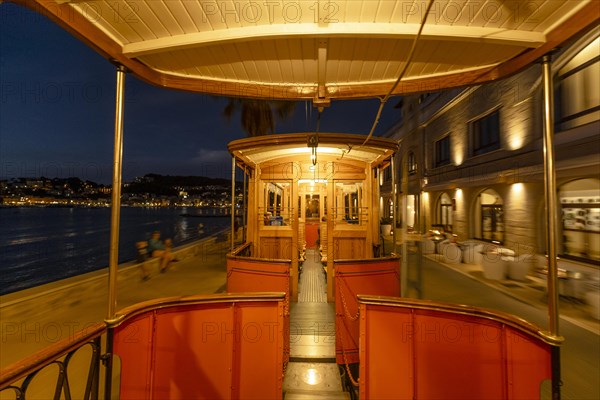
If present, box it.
[260,237,293,259]
[334,238,366,259]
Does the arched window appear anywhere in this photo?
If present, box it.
[437,193,453,232]
[475,189,504,243]
[559,178,600,263]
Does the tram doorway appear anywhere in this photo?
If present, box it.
[300,182,327,250]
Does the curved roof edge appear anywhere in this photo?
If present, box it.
[228,133,399,153]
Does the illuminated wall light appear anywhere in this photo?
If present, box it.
[508,128,525,150]
[455,188,463,199]
[512,182,524,193]
[453,144,464,166]
[511,183,525,207]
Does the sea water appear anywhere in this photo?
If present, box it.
[0,207,230,295]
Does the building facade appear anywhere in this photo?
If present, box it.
[384,27,599,273]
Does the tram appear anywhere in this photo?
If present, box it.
[1,0,598,399]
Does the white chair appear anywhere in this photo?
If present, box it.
[443,244,462,264]
[422,238,435,254]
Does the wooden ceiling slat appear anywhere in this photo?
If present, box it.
[14,0,598,100]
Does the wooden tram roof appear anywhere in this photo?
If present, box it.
[13,1,599,102]
[229,133,398,166]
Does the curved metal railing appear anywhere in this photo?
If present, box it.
[0,323,105,399]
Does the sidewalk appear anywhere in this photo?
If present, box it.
[423,253,600,335]
[0,234,232,368]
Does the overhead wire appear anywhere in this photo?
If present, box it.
[359,0,436,148]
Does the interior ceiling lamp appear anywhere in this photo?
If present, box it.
[308,133,319,166]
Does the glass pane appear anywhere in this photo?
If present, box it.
[305,194,320,219]
[335,182,364,225]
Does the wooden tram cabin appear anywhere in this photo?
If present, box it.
[227,133,399,303]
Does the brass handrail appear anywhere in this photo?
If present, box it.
[357,295,564,346]
[106,292,287,328]
[227,241,253,257]
[334,255,401,264]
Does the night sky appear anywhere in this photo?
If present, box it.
[1,3,400,183]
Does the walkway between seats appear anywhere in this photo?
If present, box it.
[283,249,347,399]
[298,248,327,303]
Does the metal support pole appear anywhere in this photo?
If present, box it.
[104,64,126,400]
[391,155,397,256]
[231,156,236,251]
[542,53,562,400]
[243,166,247,242]
[107,65,126,320]
[376,166,382,256]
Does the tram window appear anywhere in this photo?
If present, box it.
[335,182,363,224]
[305,194,320,219]
[263,182,291,224]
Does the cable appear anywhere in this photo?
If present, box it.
[360,0,436,148]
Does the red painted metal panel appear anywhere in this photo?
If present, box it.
[227,258,291,364]
[360,302,553,399]
[112,299,285,399]
[151,304,234,399]
[335,259,400,364]
[227,259,290,295]
[505,329,552,399]
[236,303,285,399]
[359,305,414,399]
[113,313,154,399]
[412,311,505,399]
[305,223,319,248]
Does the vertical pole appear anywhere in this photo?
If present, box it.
[391,155,397,256]
[105,64,126,400]
[376,167,382,256]
[243,166,247,242]
[231,156,236,251]
[107,65,126,320]
[542,53,561,400]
